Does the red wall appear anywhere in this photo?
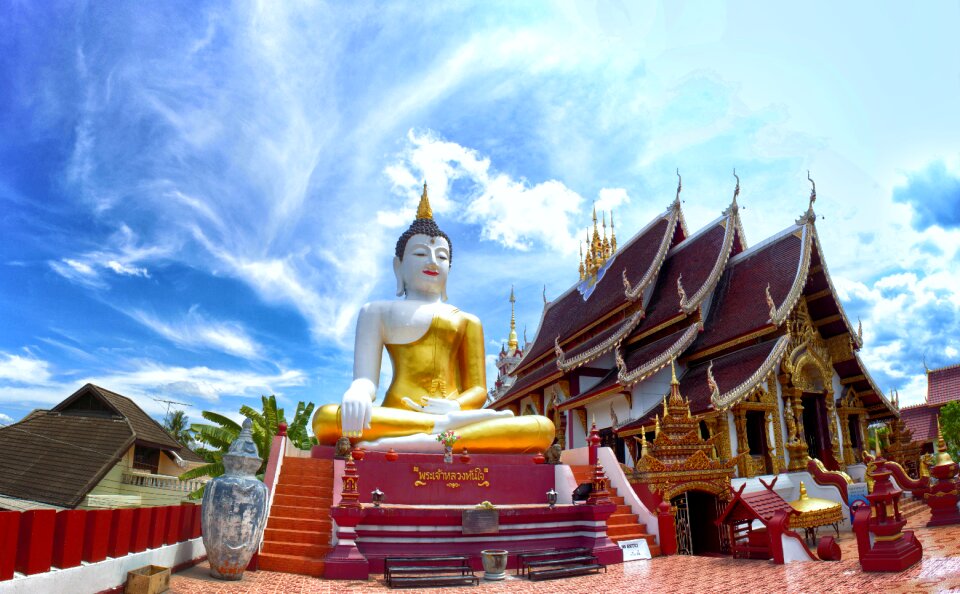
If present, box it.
[0,504,201,581]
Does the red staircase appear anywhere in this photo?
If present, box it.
[258,457,334,576]
[571,465,660,556]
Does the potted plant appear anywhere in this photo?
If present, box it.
[436,430,459,463]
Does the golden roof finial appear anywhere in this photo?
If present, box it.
[508,285,518,351]
[670,358,679,385]
[610,211,617,253]
[579,243,585,280]
[416,181,433,220]
[655,414,661,437]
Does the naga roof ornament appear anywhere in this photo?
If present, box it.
[707,334,791,411]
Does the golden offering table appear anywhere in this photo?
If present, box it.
[789,482,843,545]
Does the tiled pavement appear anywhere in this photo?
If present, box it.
[170,513,960,593]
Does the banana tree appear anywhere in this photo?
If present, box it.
[179,396,317,499]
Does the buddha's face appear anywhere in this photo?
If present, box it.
[395,233,450,299]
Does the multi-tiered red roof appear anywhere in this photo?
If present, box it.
[490,185,896,429]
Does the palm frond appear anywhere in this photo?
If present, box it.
[200,411,242,432]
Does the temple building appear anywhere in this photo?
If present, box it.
[490,174,898,476]
[899,362,960,458]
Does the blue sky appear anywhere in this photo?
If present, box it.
[2,2,959,429]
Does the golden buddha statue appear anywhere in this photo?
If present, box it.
[312,183,555,454]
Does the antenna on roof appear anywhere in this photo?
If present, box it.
[152,397,191,426]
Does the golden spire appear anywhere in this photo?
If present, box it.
[601,212,610,259]
[610,211,617,253]
[935,416,954,465]
[508,285,518,351]
[579,243,585,280]
[655,414,661,437]
[416,181,433,220]
[668,359,684,406]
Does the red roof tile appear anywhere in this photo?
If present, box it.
[631,221,728,336]
[514,216,674,374]
[691,230,802,355]
[899,404,940,443]
[928,364,960,406]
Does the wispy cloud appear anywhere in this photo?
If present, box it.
[0,351,53,384]
[0,413,13,424]
[125,306,263,359]
[384,129,585,253]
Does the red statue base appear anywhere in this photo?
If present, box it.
[852,470,922,572]
[925,462,960,527]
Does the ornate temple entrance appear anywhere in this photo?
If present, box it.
[672,490,727,556]
[801,392,836,468]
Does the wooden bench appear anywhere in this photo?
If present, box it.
[517,547,606,581]
[528,563,605,581]
[384,555,478,588]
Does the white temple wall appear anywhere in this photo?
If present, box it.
[726,410,739,458]
[831,371,845,455]
[628,366,678,421]
[569,409,586,448]
[519,394,539,415]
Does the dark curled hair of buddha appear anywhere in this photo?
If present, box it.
[395,218,453,263]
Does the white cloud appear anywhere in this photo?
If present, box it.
[126,307,263,359]
[0,352,53,385]
[595,188,631,213]
[384,129,585,253]
[0,359,308,423]
[0,413,13,424]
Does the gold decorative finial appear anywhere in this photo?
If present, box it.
[799,481,808,500]
[508,285,518,351]
[416,181,433,220]
[807,170,817,210]
[610,211,617,253]
[670,358,679,385]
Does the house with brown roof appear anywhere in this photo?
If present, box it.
[0,383,207,510]
[899,363,960,455]
[490,178,898,482]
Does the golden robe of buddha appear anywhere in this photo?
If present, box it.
[312,184,555,454]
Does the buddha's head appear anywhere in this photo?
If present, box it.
[394,183,452,301]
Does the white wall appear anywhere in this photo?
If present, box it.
[3,539,205,594]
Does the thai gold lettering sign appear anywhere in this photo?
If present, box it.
[412,466,490,488]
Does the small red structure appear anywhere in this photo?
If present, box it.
[715,479,817,564]
[852,468,922,572]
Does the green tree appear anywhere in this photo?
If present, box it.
[163,409,194,447]
[939,401,960,460]
[179,396,318,499]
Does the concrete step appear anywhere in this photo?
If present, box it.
[264,527,330,546]
[607,513,639,526]
[275,483,334,497]
[269,504,331,521]
[267,516,332,533]
[273,493,334,508]
[257,551,326,577]
[261,540,329,558]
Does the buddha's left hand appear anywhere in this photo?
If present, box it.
[401,396,461,415]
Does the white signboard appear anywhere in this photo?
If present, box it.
[847,483,870,508]
[618,537,652,561]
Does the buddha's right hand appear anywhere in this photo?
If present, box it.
[341,382,374,438]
